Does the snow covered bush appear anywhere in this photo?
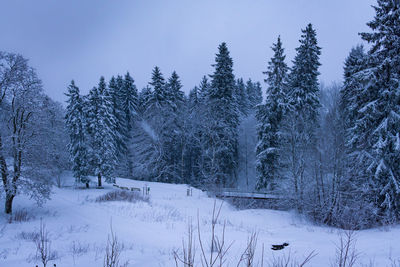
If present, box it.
[8,209,35,223]
[95,190,149,203]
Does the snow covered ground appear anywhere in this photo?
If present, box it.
[0,176,399,266]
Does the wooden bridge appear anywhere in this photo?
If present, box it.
[213,190,281,200]
[209,189,287,209]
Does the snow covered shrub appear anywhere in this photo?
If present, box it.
[69,240,90,263]
[95,190,149,203]
[8,209,35,223]
[16,231,39,241]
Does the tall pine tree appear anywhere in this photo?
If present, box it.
[285,24,321,209]
[256,36,289,190]
[87,77,117,187]
[65,80,90,187]
[203,42,239,187]
[120,72,138,177]
[349,0,400,220]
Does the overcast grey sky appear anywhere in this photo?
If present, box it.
[0,0,375,102]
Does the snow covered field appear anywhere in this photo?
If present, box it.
[1,177,399,267]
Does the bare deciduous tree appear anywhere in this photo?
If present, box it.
[331,231,358,267]
[174,221,196,267]
[34,219,58,267]
[104,223,124,267]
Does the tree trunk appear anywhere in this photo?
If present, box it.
[97,173,102,187]
[85,182,89,188]
[5,194,14,214]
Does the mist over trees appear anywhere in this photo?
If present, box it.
[1,0,399,229]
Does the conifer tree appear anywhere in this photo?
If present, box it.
[340,45,368,130]
[235,78,248,115]
[139,66,174,181]
[87,77,117,187]
[285,24,321,208]
[198,75,210,101]
[246,79,263,110]
[65,80,90,187]
[109,76,125,161]
[204,42,239,186]
[349,0,400,220]
[165,71,185,182]
[120,72,138,176]
[256,36,289,190]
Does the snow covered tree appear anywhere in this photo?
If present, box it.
[0,52,52,214]
[86,77,117,187]
[235,78,248,115]
[198,75,210,101]
[28,96,69,188]
[202,42,240,187]
[121,72,138,134]
[108,77,125,161]
[348,0,400,221]
[256,36,289,190]
[65,80,90,187]
[246,79,262,110]
[184,84,206,186]
[165,71,185,182]
[130,86,158,180]
[284,24,321,209]
[341,45,368,131]
[112,72,138,177]
[133,66,175,182]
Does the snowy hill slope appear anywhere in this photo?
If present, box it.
[0,177,399,266]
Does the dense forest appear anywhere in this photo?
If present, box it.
[0,0,399,230]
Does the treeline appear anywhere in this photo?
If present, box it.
[65,0,400,228]
[65,42,262,189]
[255,1,399,228]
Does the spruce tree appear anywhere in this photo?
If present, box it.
[204,42,239,187]
[166,71,185,182]
[350,0,400,220]
[340,45,368,131]
[256,36,289,190]
[246,79,263,110]
[109,76,125,162]
[198,75,210,101]
[120,72,138,177]
[285,24,321,208]
[289,24,321,124]
[235,78,248,115]
[65,80,90,187]
[140,66,174,182]
[87,77,117,187]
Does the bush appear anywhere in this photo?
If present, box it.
[8,209,35,223]
[95,190,149,203]
[16,231,39,241]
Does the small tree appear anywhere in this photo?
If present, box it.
[104,223,124,267]
[34,219,58,267]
